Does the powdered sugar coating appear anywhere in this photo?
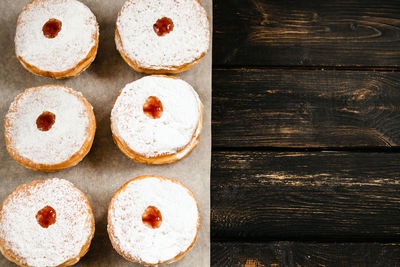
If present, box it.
[116,0,210,70]
[5,85,91,165]
[15,0,98,73]
[111,76,202,158]
[0,178,94,267]
[108,177,199,264]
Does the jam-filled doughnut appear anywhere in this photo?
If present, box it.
[108,176,200,265]
[115,0,210,74]
[5,85,96,172]
[15,0,99,79]
[111,75,203,165]
[0,178,95,266]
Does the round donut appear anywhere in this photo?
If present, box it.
[115,0,210,74]
[4,85,96,172]
[15,0,99,79]
[0,178,95,267]
[107,175,200,265]
[111,75,203,165]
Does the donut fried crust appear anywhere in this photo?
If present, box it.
[111,104,203,165]
[16,37,99,79]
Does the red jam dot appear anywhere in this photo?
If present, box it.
[143,96,163,119]
[153,17,174,36]
[36,111,56,131]
[142,206,162,229]
[36,206,56,228]
[42,18,62,38]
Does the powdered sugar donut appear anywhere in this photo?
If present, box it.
[5,85,96,172]
[15,0,99,79]
[115,0,210,74]
[0,178,95,267]
[108,176,200,265]
[111,75,203,165]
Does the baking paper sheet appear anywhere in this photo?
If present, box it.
[0,0,212,266]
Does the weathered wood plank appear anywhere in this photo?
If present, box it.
[211,151,400,240]
[214,0,400,67]
[212,242,400,267]
[212,69,400,148]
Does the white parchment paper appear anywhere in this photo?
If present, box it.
[0,0,212,266]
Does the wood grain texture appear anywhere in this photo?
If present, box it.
[213,69,400,148]
[211,151,400,240]
[212,242,400,267]
[214,0,400,67]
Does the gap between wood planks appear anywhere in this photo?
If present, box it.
[212,236,400,244]
[212,146,400,153]
[213,65,400,72]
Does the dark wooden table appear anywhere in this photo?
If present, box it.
[211,1,400,266]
